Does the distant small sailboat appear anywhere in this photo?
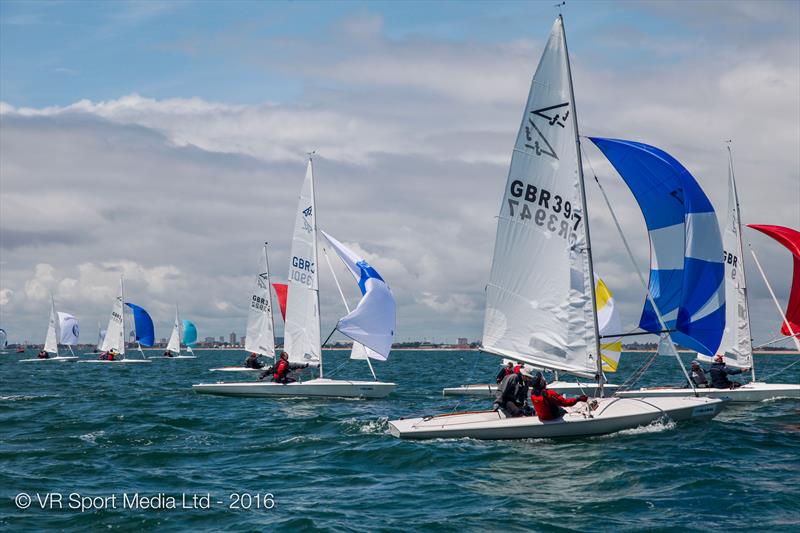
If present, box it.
[195,158,397,398]
[210,243,278,373]
[617,148,800,401]
[20,294,79,362]
[151,306,198,359]
[80,277,151,364]
[390,16,726,439]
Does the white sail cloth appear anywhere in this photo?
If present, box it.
[100,278,125,354]
[322,231,396,360]
[166,307,181,354]
[57,312,79,345]
[44,297,59,355]
[706,153,752,368]
[284,160,322,365]
[481,18,595,377]
[245,245,276,357]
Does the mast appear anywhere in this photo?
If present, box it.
[560,14,604,395]
[264,242,277,361]
[309,154,323,378]
[120,275,126,356]
[727,143,756,380]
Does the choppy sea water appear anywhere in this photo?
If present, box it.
[1,348,798,532]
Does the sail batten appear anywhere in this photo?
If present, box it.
[481,17,597,376]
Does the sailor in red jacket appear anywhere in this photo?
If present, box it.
[264,351,310,383]
[513,363,524,374]
[529,372,588,421]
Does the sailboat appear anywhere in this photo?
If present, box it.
[210,244,278,373]
[79,277,151,364]
[389,16,726,439]
[616,149,800,402]
[20,294,79,362]
[150,305,198,359]
[194,158,397,398]
[442,274,622,397]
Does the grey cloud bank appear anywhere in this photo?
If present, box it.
[1,4,798,347]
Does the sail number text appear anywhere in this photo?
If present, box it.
[250,295,271,312]
[291,256,315,287]
[507,180,581,243]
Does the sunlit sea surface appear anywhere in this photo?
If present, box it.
[1,349,798,532]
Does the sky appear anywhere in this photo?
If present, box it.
[1,0,798,349]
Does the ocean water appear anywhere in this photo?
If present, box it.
[1,349,798,532]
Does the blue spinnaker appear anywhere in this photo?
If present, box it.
[181,320,197,346]
[124,302,155,347]
[589,138,725,355]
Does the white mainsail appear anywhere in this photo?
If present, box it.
[100,277,126,355]
[704,148,753,368]
[244,244,276,357]
[166,306,181,354]
[482,18,597,377]
[284,159,322,366]
[43,295,59,355]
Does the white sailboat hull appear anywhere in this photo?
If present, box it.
[209,367,261,373]
[149,356,197,359]
[192,378,396,398]
[19,356,79,363]
[78,359,152,364]
[389,396,727,440]
[615,382,800,402]
[442,381,619,397]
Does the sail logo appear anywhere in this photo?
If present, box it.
[302,205,313,233]
[524,102,569,160]
[256,272,269,290]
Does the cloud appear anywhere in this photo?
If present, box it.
[1,5,798,347]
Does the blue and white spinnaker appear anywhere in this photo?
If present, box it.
[322,231,396,360]
[590,138,725,356]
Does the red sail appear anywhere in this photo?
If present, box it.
[748,224,800,336]
[272,283,288,321]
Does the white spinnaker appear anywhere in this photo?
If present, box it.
[44,296,59,355]
[321,231,384,361]
[482,18,595,377]
[284,160,322,365]
[166,306,181,354]
[704,153,753,368]
[245,245,276,357]
[101,278,125,355]
[57,312,80,345]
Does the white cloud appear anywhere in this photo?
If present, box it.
[1,5,798,346]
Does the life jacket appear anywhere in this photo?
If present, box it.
[530,389,578,421]
[273,359,289,381]
[513,365,522,374]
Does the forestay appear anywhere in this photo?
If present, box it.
[284,160,322,365]
[57,312,80,345]
[482,18,596,377]
[322,231,396,360]
[706,151,752,367]
[100,279,125,355]
[589,138,725,356]
[245,245,276,357]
